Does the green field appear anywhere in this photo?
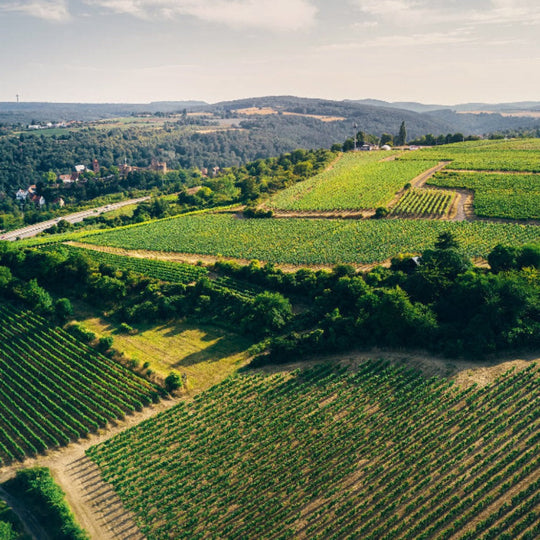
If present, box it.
[428,171,540,220]
[87,361,540,539]
[401,138,540,172]
[81,213,540,265]
[0,302,159,464]
[268,152,438,211]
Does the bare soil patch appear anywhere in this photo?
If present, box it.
[255,348,539,389]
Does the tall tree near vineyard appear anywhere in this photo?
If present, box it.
[397,121,407,146]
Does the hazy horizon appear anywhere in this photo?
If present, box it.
[1,1,539,104]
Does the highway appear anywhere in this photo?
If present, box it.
[0,196,150,241]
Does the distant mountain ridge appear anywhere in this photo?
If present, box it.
[1,96,538,137]
[348,98,540,114]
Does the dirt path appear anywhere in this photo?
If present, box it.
[446,169,538,175]
[0,396,182,540]
[65,241,384,273]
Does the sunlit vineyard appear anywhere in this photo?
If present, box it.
[428,171,540,220]
[87,361,540,539]
[0,303,160,464]
[82,213,540,265]
[390,188,454,218]
[401,138,540,172]
[268,152,438,210]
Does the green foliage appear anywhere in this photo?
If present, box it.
[6,467,88,540]
[87,362,540,539]
[242,291,293,337]
[97,336,114,353]
[488,243,540,272]
[164,373,182,393]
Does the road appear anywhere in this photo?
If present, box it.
[0,196,150,242]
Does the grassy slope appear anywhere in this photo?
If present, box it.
[81,213,540,265]
[87,360,540,540]
[74,305,251,394]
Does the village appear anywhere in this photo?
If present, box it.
[13,157,168,208]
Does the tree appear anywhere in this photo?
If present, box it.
[488,244,518,272]
[380,133,393,146]
[242,292,292,337]
[434,231,460,250]
[54,297,72,323]
[397,121,407,146]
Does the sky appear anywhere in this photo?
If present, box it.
[0,0,539,104]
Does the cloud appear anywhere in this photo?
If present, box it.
[85,0,318,31]
[0,0,70,21]
[350,0,540,26]
[320,28,476,51]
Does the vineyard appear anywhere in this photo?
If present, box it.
[52,244,209,284]
[87,360,540,539]
[81,213,540,265]
[428,171,540,220]
[268,152,438,211]
[400,138,540,173]
[0,302,160,464]
[390,188,454,218]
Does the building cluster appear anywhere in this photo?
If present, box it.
[15,185,64,208]
[13,157,167,208]
[200,166,220,177]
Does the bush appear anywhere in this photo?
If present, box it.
[118,322,134,334]
[374,207,389,219]
[97,336,113,353]
[165,372,183,393]
[66,323,95,343]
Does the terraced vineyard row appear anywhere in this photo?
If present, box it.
[391,188,454,218]
[82,213,540,265]
[0,302,160,464]
[54,244,209,284]
[87,361,540,539]
[268,152,437,210]
[428,171,540,220]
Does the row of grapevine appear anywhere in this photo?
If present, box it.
[87,361,539,539]
[391,188,454,218]
[81,213,540,265]
[0,302,160,464]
